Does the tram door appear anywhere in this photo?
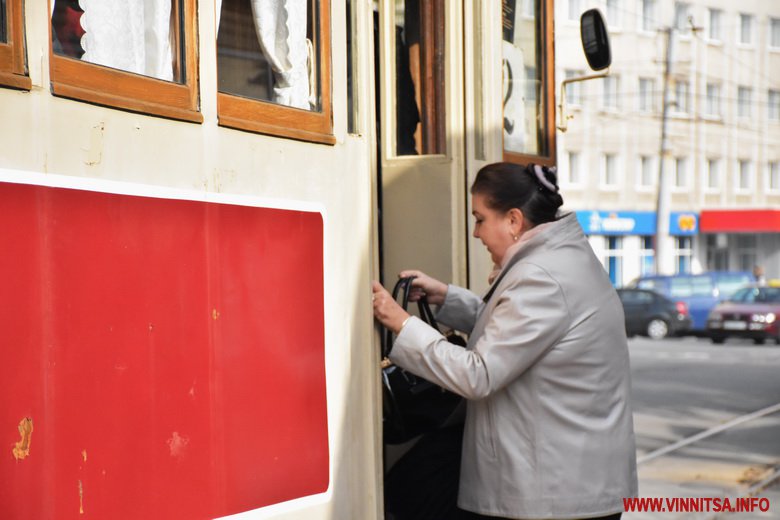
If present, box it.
[375,0,468,288]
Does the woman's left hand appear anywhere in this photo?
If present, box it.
[372,280,411,335]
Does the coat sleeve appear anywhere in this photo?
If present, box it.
[389,263,570,400]
[434,284,483,334]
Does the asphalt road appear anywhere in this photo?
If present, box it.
[626,335,780,519]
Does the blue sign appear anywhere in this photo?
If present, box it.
[669,211,698,235]
[575,210,699,236]
[575,211,656,236]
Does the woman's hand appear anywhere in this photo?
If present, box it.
[372,281,411,335]
[398,270,448,306]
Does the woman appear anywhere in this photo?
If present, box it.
[373,162,637,520]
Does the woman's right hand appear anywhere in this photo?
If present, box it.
[399,270,448,306]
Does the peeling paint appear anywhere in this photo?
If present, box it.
[84,123,105,166]
[78,479,84,514]
[212,309,220,320]
[167,432,189,458]
[82,449,87,463]
[12,417,33,460]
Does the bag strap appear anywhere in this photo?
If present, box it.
[382,276,440,358]
[482,251,525,303]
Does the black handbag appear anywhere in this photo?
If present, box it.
[381,277,465,445]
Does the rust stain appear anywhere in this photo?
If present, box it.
[12,417,33,460]
[78,479,84,514]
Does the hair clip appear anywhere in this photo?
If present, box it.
[532,164,559,193]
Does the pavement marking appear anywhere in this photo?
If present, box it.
[637,402,780,466]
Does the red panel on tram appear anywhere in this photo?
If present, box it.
[0,182,328,519]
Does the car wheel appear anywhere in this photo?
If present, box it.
[711,335,726,344]
[753,338,766,345]
[646,319,669,340]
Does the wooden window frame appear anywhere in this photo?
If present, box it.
[217,0,335,145]
[0,0,31,90]
[503,0,556,168]
[49,0,202,123]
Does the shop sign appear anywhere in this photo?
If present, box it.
[576,211,656,235]
[669,212,698,235]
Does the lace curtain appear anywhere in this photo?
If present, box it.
[72,0,174,81]
[217,0,311,109]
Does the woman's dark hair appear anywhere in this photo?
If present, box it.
[470,162,564,227]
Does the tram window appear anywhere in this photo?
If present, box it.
[502,0,554,164]
[216,0,335,145]
[49,0,201,122]
[391,0,445,156]
[0,0,31,90]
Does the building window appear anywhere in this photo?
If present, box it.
[1,0,30,89]
[567,0,581,21]
[606,0,620,28]
[768,162,780,191]
[739,13,753,45]
[50,0,200,122]
[217,0,334,143]
[502,0,555,163]
[603,153,618,186]
[736,235,757,272]
[769,90,780,121]
[737,86,752,118]
[639,78,655,112]
[674,157,688,188]
[706,158,720,189]
[708,9,722,41]
[675,236,692,274]
[640,155,654,186]
[738,160,753,191]
[567,151,581,185]
[674,2,690,31]
[640,236,655,276]
[565,69,584,106]
[674,80,689,113]
[706,83,721,117]
[640,0,656,32]
[603,75,619,109]
[605,236,623,287]
[771,18,780,48]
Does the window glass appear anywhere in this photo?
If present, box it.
[502,0,550,158]
[52,0,184,83]
[639,78,654,112]
[640,236,655,275]
[217,0,320,111]
[603,75,619,109]
[689,276,712,297]
[739,13,752,44]
[737,86,752,118]
[1,0,31,89]
[772,18,780,48]
[669,278,692,298]
[708,9,721,41]
[564,69,583,105]
[769,162,780,191]
[641,0,656,32]
[674,157,687,187]
[674,2,689,30]
[738,160,752,190]
[707,158,719,188]
[718,275,751,298]
[674,80,689,113]
[387,0,446,155]
[768,90,780,121]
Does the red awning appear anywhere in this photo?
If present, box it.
[699,209,780,233]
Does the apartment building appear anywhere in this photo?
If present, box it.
[555,0,780,286]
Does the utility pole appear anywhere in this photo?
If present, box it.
[655,26,675,275]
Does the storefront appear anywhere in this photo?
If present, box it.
[699,210,780,279]
[576,210,700,287]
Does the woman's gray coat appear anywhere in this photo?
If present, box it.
[389,213,638,519]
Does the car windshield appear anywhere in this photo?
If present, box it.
[728,287,780,303]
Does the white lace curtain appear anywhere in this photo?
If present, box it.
[53,0,174,82]
[217,0,312,110]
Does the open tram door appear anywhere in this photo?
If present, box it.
[374,0,611,513]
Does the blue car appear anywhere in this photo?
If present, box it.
[629,271,753,333]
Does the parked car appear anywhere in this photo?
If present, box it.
[629,271,753,333]
[705,285,780,344]
[617,288,692,340]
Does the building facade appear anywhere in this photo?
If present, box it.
[556,0,780,286]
